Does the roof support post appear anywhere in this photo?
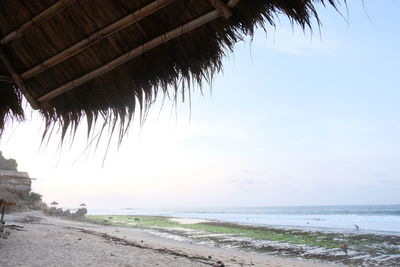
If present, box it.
[0,0,77,45]
[0,47,39,109]
[1,204,5,224]
[20,0,176,80]
[207,0,232,19]
[37,0,240,103]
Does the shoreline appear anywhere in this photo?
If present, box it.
[85,205,400,234]
[87,212,400,237]
[86,214,400,266]
[1,210,343,267]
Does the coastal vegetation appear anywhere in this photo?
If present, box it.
[0,151,17,171]
[22,192,42,202]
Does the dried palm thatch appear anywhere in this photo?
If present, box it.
[0,189,18,206]
[0,0,340,142]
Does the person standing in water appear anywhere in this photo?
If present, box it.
[341,241,348,255]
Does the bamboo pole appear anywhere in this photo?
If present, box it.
[21,0,176,80]
[37,0,240,102]
[227,0,240,8]
[0,75,12,83]
[0,0,77,45]
[0,205,4,222]
[207,0,232,19]
[0,48,39,109]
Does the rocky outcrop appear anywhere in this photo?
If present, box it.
[0,152,17,171]
[0,170,36,212]
[0,170,31,198]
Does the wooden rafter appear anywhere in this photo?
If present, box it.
[37,0,240,103]
[0,47,39,109]
[207,0,232,19]
[0,0,77,45]
[21,0,176,80]
[0,75,12,83]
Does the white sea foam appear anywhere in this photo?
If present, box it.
[88,205,400,234]
[168,218,211,224]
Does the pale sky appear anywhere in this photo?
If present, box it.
[1,1,400,209]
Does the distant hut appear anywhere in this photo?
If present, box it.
[0,169,32,199]
[0,189,18,232]
[0,189,18,207]
[0,0,340,142]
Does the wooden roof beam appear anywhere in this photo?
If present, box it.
[37,0,240,103]
[227,0,240,8]
[0,75,12,83]
[207,0,232,19]
[21,0,176,81]
[0,47,39,109]
[0,0,77,45]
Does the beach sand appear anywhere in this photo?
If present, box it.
[0,211,344,267]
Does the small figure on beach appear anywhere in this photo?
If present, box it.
[341,241,348,255]
[354,224,359,231]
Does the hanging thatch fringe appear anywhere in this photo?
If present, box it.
[0,82,24,136]
[0,48,39,109]
[0,0,340,142]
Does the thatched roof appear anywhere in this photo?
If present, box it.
[0,0,338,141]
[0,189,18,205]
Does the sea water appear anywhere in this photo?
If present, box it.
[88,205,400,234]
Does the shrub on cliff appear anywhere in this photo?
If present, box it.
[0,151,18,171]
[23,192,42,202]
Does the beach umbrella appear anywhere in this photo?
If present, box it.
[0,0,340,143]
[0,189,18,227]
[0,189,18,206]
[50,201,59,206]
[80,203,86,207]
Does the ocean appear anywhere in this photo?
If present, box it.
[88,204,400,234]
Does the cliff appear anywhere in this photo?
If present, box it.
[0,170,31,198]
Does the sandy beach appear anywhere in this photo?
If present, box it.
[0,211,344,267]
